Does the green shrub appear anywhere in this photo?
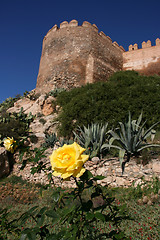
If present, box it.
[45,88,66,99]
[0,95,21,113]
[0,108,34,142]
[56,71,160,137]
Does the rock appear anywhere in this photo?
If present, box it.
[92,196,105,208]
[36,94,46,107]
[25,102,41,115]
[45,96,55,104]
[91,157,100,164]
[96,168,105,176]
[142,196,148,204]
[134,179,143,187]
[8,97,41,116]
[152,162,160,173]
[115,177,130,186]
[137,199,143,205]
[42,102,54,116]
[102,176,113,184]
[147,200,152,206]
[0,147,10,178]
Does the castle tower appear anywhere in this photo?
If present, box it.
[36,20,124,93]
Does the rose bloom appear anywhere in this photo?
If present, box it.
[3,137,17,153]
[50,142,89,179]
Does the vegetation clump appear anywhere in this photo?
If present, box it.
[56,71,160,137]
[0,108,34,143]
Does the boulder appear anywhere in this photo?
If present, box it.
[8,98,41,116]
[152,161,160,173]
[42,102,54,116]
[42,96,55,116]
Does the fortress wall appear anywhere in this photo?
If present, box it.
[36,20,123,93]
[123,39,160,75]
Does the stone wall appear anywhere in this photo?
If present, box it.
[12,149,160,189]
[36,20,124,93]
[123,38,160,75]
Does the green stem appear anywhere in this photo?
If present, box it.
[74,178,83,207]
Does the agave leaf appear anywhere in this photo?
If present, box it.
[73,122,108,158]
[137,143,160,152]
[132,121,147,150]
[142,121,160,140]
[108,129,121,141]
[151,129,156,142]
[119,149,126,168]
[132,120,137,132]
[127,112,131,146]
[109,137,115,146]
[136,112,143,131]
[101,143,122,151]
[119,122,127,143]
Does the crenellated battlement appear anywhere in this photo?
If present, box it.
[128,38,160,51]
[123,38,160,75]
[36,20,123,93]
[36,20,160,94]
[44,20,124,52]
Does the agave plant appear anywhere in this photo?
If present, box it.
[73,122,109,158]
[102,112,160,173]
[43,133,58,148]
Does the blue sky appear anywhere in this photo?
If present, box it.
[0,0,160,103]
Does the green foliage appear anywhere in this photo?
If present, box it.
[0,175,159,239]
[16,170,129,240]
[43,133,58,148]
[0,95,21,113]
[24,90,40,101]
[73,123,109,158]
[56,71,160,137]
[102,112,160,173]
[131,176,160,200]
[0,108,34,142]
[47,88,65,98]
[0,208,21,239]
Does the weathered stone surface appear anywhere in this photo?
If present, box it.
[152,161,160,173]
[42,102,54,116]
[115,177,130,186]
[91,157,100,164]
[35,94,46,107]
[8,98,41,116]
[30,114,58,146]
[0,148,10,178]
[123,38,160,76]
[42,96,55,116]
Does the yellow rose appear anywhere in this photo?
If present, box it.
[50,142,89,179]
[3,137,17,153]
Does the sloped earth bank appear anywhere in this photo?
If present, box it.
[3,94,160,188]
[11,151,160,188]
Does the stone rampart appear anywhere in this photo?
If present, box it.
[123,38,160,75]
[36,20,124,93]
